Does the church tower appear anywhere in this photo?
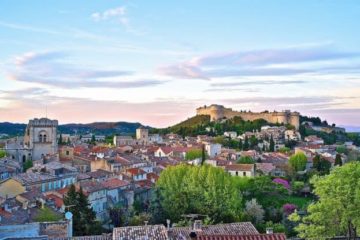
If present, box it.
[24,118,58,161]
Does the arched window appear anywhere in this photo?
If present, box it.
[39,134,43,142]
[43,135,47,142]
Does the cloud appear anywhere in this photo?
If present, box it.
[158,46,360,80]
[91,6,131,30]
[8,51,166,89]
[210,80,307,87]
[157,63,209,80]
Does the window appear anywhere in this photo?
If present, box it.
[39,134,43,142]
[43,135,47,142]
[243,172,246,177]
[236,171,238,176]
[66,151,69,155]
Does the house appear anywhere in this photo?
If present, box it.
[113,136,135,146]
[225,164,256,177]
[112,225,168,240]
[125,168,147,181]
[77,180,108,220]
[205,143,221,158]
[224,131,238,139]
[101,178,131,207]
[305,135,324,145]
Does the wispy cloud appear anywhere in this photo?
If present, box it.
[0,20,61,35]
[91,6,142,34]
[158,46,360,80]
[91,6,127,23]
[7,51,165,89]
[210,80,307,87]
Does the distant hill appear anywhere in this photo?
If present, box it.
[0,121,150,137]
[169,115,211,132]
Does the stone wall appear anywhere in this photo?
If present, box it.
[196,104,300,129]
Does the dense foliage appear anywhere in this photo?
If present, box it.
[290,162,360,239]
[152,164,242,223]
[0,150,6,158]
[289,153,307,172]
[154,115,272,137]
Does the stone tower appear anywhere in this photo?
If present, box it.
[136,127,149,145]
[24,118,58,161]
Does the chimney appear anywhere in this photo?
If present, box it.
[193,220,202,231]
[266,227,273,234]
[166,219,171,230]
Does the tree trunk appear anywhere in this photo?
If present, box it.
[347,220,357,240]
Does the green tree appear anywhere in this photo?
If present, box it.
[185,149,202,160]
[312,154,321,170]
[289,153,307,172]
[0,150,6,158]
[64,185,102,236]
[91,134,96,143]
[278,147,290,154]
[201,144,206,165]
[237,156,255,164]
[289,162,360,239]
[243,136,250,151]
[239,139,243,150]
[23,160,33,172]
[335,154,342,166]
[269,135,275,152]
[155,164,242,223]
[336,145,347,154]
[58,134,63,145]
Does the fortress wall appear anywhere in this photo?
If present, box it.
[196,105,300,129]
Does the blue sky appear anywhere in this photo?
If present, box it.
[0,1,360,127]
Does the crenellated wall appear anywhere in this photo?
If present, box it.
[196,104,300,129]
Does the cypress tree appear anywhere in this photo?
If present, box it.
[335,153,342,166]
[269,135,275,152]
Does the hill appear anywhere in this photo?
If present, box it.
[0,121,150,137]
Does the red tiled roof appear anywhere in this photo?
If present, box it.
[45,193,64,208]
[102,178,130,189]
[225,164,254,172]
[0,208,12,217]
[127,168,146,175]
[147,172,159,182]
[197,233,286,240]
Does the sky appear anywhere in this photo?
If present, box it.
[0,1,360,128]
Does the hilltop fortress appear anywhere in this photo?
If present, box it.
[196,104,300,129]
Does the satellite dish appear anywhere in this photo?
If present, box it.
[65,211,73,220]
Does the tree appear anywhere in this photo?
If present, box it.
[239,139,243,150]
[91,134,96,143]
[237,156,255,164]
[185,149,203,161]
[23,160,33,172]
[109,207,124,227]
[335,154,342,166]
[0,150,6,158]
[289,162,360,239]
[154,164,242,223]
[244,198,265,224]
[336,145,347,154]
[269,135,275,152]
[64,185,102,236]
[289,153,307,172]
[243,136,250,151]
[201,144,206,165]
[58,134,63,145]
[313,154,321,170]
